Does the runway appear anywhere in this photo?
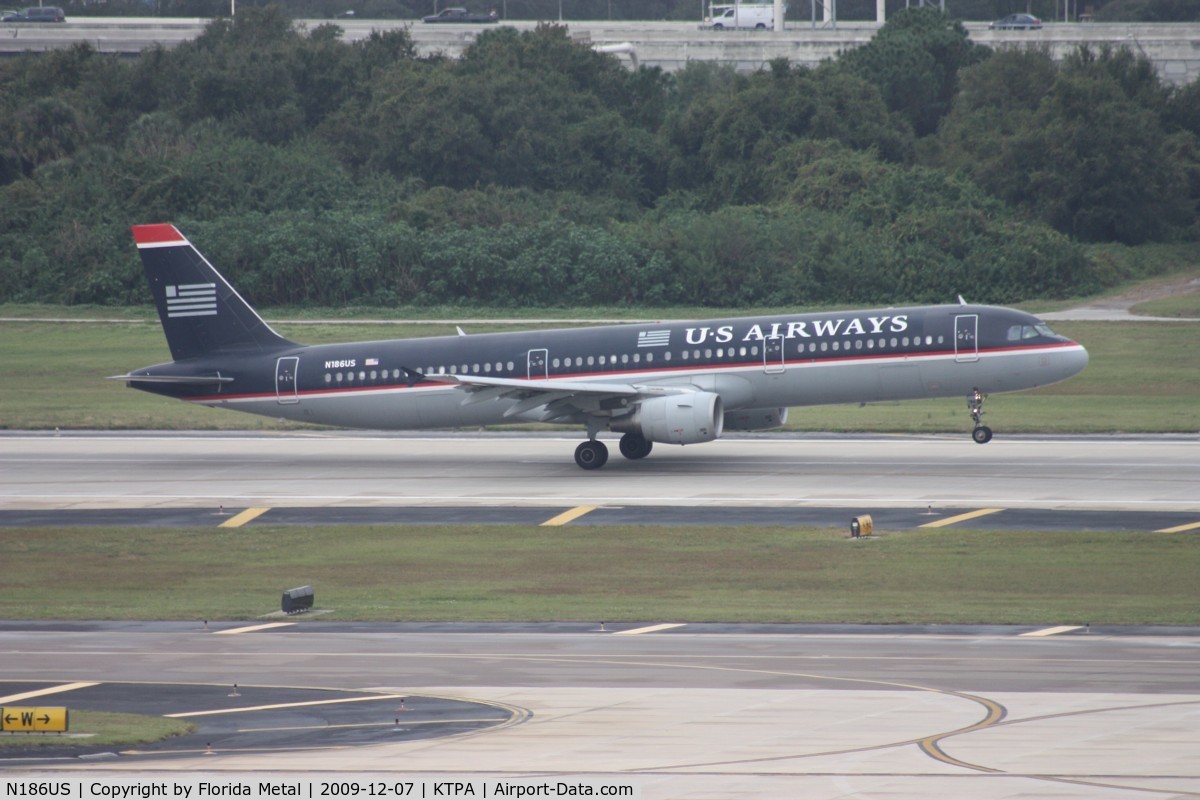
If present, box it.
[2,431,1198,514]
[1,623,1198,798]
[3,432,1198,798]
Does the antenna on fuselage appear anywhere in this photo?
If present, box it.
[957,295,968,305]
[456,326,467,336]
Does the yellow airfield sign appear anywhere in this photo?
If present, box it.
[0,707,69,732]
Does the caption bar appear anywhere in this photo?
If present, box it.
[4,776,639,800]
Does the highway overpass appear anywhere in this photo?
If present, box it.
[2,18,1198,84]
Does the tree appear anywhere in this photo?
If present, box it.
[838,8,989,137]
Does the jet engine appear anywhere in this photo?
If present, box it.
[611,391,724,445]
[723,407,788,431]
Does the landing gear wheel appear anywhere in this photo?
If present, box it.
[574,440,609,470]
[618,433,653,460]
[972,426,993,444]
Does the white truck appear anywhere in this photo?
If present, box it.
[701,3,780,30]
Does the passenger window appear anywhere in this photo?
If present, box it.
[1007,325,1022,341]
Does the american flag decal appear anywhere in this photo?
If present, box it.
[637,330,671,348]
[165,283,217,318]
[365,358,379,366]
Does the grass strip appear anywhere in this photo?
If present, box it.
[0,711,194,749]
[2,525,1197,625]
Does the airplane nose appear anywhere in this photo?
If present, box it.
[1064,342,1089,377]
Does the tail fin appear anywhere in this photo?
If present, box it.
[132,223,296,361]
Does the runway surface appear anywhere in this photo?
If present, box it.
[3,432,1198,798]
[2,432,1198,516]
[1,623,1198,798]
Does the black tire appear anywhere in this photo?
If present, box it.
[619,433,653,460]
[574,440,609,470]
[712,23,724,29]
[972,426,994,444]
[755,23,766,29]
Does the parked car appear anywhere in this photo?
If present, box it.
[3,5,66,21]
[422,7,498,23]
[989,13,1042,29]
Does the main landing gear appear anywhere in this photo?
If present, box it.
[574,440,609,470]
[969,387,993,444]
[574,433,654,470]
[618,432,653,460]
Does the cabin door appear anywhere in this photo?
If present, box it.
[527,349,549,379]
[275,356,300,404]
[763,335,786,374]
[954,315,979,363]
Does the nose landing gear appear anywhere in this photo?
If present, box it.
[969,387,993,444]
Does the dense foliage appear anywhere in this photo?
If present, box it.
[0,7,1196,309]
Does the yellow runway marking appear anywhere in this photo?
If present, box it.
[1019,625,1084,637]
[541,505,597,526]
[613,623,687,636]
[919,508,1004,528]
[212,622,295,635]
[167,694,408,718]
[1156,521,1200,533]
[0,682,99,704]
[219,507,270,528]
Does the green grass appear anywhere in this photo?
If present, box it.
[1,525,1197,625]
[0,711,194,749]
[0,318,1195,432]
[1131,293,1200,319]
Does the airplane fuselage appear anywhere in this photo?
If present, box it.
[130,304,1086,431]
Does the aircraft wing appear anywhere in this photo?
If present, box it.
[424,373,670,421]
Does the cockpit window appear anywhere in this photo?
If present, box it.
[1007,323,1058,341]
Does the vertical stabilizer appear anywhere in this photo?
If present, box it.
[132,223,295,361]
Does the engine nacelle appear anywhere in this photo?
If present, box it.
[611,391,724,445]
[723,407,788,432]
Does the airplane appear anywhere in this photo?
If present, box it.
[111,223,1089,469]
